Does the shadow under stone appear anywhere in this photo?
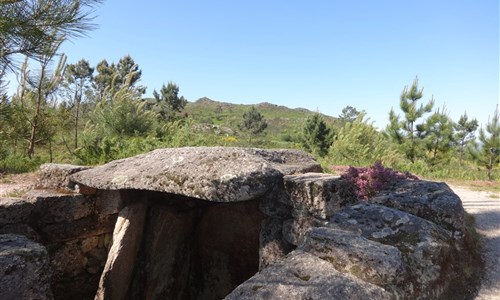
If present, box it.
[127,191,265,300]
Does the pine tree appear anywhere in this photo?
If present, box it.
[12,38,66,158]
[64,59,94,149]
[301,113,334,157]
[454,112,478,166]
[470,106,500,180]
[386,77,434,162]
[420,107,455,166]
[152,82,187,122]
[338,106,360,123]
[0,0,101,74]
[92,55,143,99]
[93,59,115,99]
[238,106,267,144]
[116,55,142,88]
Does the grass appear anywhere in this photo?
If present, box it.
[184,97,341,140]
[0,174,12,184]
[4,188,28,198]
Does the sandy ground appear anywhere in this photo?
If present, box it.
[451,185,500,300]
[0,175,498,298]
[0,172,37,197]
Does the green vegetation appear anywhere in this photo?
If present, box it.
[386,77,434,163]
[469,106,500,181]
[0,0,101,73]
[0,1,498,184]
[238,106,268,144]
[301,113,334,158]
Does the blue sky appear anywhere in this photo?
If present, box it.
[58,1,498,128]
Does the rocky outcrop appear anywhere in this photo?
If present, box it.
[0,147,479,300]
[225,179,471,300]
[224,250,393,300]
[0,188,122,299]
[70,147,321,202]
[323,203,457,298]
[301,227,405,289]
[0,234,53,300]
[370,179,465,232]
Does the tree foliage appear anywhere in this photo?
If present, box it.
[238,106,267,144]
[86,84,156,138]
[454,112,478,166]
[331,113,401,166]
[12,39,66,158]
[338,105,360,123]
[92,55,143,99]
[470,106,500,180]
[0,0,101,73]
[301,113,333,157]
[420,107,455,166]
[64,58,93,148]
[386,77,434,162]
[152,82,187,122]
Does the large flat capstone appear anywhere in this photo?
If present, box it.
[70,147,321,202]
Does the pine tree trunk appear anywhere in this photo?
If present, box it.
[27,63,46,159]
[27,123,37,159]
[74,93,80,149]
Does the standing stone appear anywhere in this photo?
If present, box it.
[95,202,147,300]
[0,234,53,300]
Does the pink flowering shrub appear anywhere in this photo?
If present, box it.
[341,161,419,200]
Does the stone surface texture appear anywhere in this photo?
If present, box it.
[38,163,91,191]
[0,148,480,300]
[96,202,147,300]
[224,250,393,300]
[328,203,456,299]
[0,197,35,225]
[259,217,294,270]
[301,226,405,296]
[370,179,465,232]
[70,147,321,202]
[0,171,124,300]
[0,234,53,300]
[283,173,357,219]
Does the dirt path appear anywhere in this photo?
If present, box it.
[451,185,500,300]
[0,172,37,197]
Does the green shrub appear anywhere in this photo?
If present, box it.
[0,153,42,174]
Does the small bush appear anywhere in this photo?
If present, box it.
[0,154,42,174]
[341,161,418,200]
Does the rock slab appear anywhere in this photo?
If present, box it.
[95,202,147,300]
[0,234,53,300]
[70,147,321,202]
[370,179,465,232]
[38,163,91,191]
[224,250,393,300]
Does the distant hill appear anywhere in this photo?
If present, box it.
[184,97,340,143]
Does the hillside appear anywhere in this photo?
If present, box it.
[184,97,340,145]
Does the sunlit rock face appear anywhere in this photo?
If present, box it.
[70,147,321,299]
[70,147,321,202]
[0,147,475,300]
